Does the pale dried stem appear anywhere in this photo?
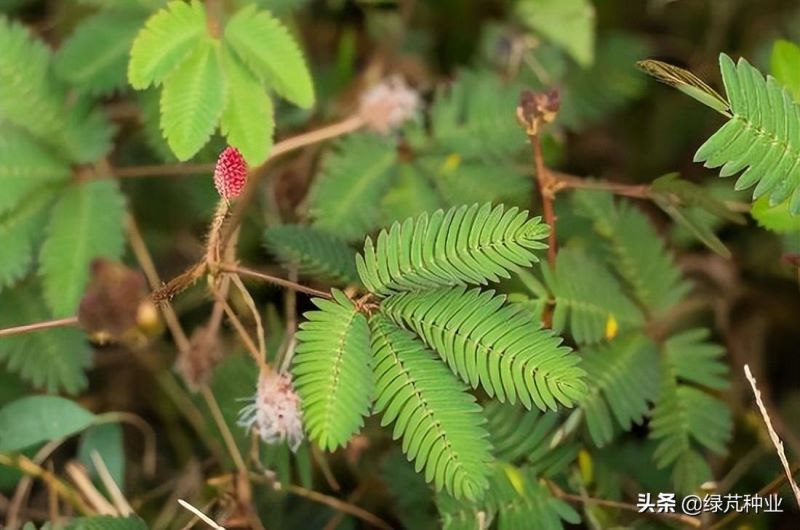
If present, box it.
[65,461,117,515]
[744,364,800,508]
[90,451,134,516]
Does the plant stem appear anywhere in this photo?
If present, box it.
[528,134,557,267]
[222,264,332,299]
[552,489,702,528]
[113,115,364,180]
[0,316,78,339]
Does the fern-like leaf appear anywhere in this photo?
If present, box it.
[431,71,525,160]
[579,334,660,446]
[440,464,580,530]
[423,155,531,208]
[486,465,580,530]
[39,180,126,317]
[264,224,358,284]
[0,282,91,394]
[223,4,314,108]
[695,54,800,212]
[293,289,372,450]
[55,11,145,95]
[160,38,226,161]
[380,164,442,226]
[650,329,731,471]
[542,247,643,344]
[308,133,397,240]
[0,17,113,163]
[0,188,54,290]
[483,402,577,476]
[381,287,586,411]
[127,0,206,89]
[357,203,549,297]
[220,49,274,165]
[371,316,492,500]
[574,190,690,314]
[0,128,70,216]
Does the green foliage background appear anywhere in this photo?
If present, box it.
[0,0,799,529]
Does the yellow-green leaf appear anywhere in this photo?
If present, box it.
[160,38,227,161]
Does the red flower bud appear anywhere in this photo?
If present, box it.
[214,147,247,200]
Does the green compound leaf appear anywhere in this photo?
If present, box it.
[371,316,492,501]
[39,179,126,317]
[128,0,206,89]
[381,286,586,411]
[543,247,643,344]
[0,282,91,394]
[516,0,595,67]
[357,203,549,297]
[0,129,70,216]
[0,395,96,452]
[0,17,114,164]
[293,289,372,450]
[265,224,358,284]
[224,4,314,108]
[309,133,397,240]
[160,38,226,161]
[220,50,274,165]
[695,54,800,213]
[579,334,660,446]
[55,11,146,95]
[0,187,55,290]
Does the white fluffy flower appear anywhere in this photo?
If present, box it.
[358,76,420,134]
[237,370,304,452]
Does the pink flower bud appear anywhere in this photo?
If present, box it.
[214,146,247,200]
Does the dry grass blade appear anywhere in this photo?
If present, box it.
[743,364,800,508]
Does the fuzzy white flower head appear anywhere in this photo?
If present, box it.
[237,370,304,452]
[358,76,420,134]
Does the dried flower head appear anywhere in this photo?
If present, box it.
[214,146,247,200]
[237,370,304,451]
[358,76,420,134]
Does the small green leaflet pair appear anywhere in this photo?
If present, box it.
[128,1,314,164]
[639,53,800,216]
[291,203,587,501]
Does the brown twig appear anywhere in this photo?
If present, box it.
[548,483,701,528]
[530,135,557,266]
[708,464,800,530]
[0,316,78,339]
[222,264,332,299]
[285,484,393,530]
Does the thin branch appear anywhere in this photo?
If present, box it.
[177,499,226,530]
[96,411,158,477]
[113,115,364,180]
[0,316,78,339]
[65,461,117,515]
[285,485,393,530]
[0,453,94,518]
[218,115,365,255]
[127,214,191,351]
[222,264,332,299]
[199,385,248,475]
[709,464,800,530]
[90,451,134,516]
[743,364,800,508]
[530,134,557,266]
[548,484,701,528]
